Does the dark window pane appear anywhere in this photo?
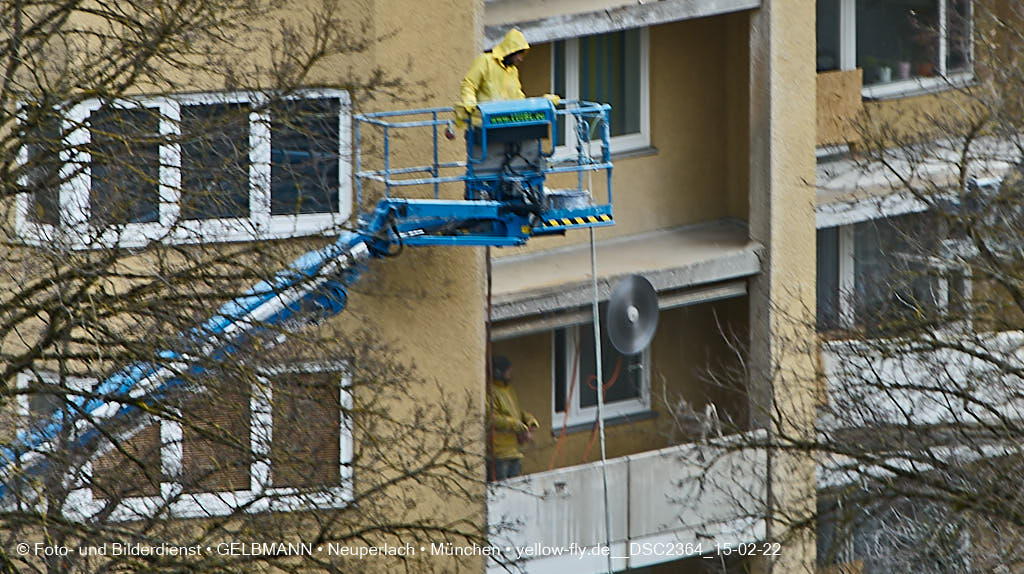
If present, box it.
[89,106,161,225]
[181,381,251,493]
[578,29,641,137]
[854,212,942,330]
[23,108,63,225]
[817,0,841,72]
[946,0,972,73]
[553,41,566,146]
[855,217,903,325]
[817,227,840,330]
[857,0,938,85]
[554,329,567,413]
[180,102,250,220]
[270,98,340,215]
[92,424,162,499]
[271,372,341,488]
[578,308,644,409]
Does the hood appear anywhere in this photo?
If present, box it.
[492,28,529,61]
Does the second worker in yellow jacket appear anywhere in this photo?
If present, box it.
[488,355,539,480]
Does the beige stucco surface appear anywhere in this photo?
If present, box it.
[747,0,818,571]
[817,69,863,147]
[328,1,490,569]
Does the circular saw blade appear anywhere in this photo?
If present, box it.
[606,275,659,355]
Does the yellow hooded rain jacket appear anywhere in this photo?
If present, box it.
[489,379,539,460]
[456,29,530,128]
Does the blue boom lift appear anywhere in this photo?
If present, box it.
[0,98,614,502]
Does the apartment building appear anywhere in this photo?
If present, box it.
[485,1,1022,573]
[812,2,1024,573]
[1,0,826,573]
[483,1,817,573]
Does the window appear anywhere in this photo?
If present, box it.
[16,368,351,520]
[181,378,253,493]
[21,108,64,227]
[553,310,650,428]
[268,372,343,488]
[552,28,650,154]
[16,90,351,248]
[817,0,844,72]
[817,494,972,573]
[179,102,251,220]
[816,211,969,333]
[816,0,972,96]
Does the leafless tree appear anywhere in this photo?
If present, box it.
[0,2,482,573]
[657,3,1024,573]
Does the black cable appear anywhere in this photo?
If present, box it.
[385,223,404,257]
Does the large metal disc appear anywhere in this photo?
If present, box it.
[606,275,659,355]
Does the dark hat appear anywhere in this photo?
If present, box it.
[492,355,511,380]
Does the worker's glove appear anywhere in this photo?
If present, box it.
[543,93,561,107]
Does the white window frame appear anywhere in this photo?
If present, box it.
[14,366,352,520]
[829,0,974,99]
[552,324,651,429]
[14,89,352,250]
[552,27,650,156]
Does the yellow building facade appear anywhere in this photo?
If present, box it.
[0,0,860,572]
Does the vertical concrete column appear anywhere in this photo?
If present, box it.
[747,0,818,572]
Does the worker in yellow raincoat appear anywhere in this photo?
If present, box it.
[455,29,531,128]
[488,355,539,480]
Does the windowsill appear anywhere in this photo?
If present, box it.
[816,143,851,161]
[861,72,975,101]
[14,217,350,250]
[548,144,657,167]
[611,145,658,161]
[552,409,657,436]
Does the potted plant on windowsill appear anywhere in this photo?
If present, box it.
[896,40,912,80]
[863,56,893,84]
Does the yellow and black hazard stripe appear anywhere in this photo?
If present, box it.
[540,214,613,228]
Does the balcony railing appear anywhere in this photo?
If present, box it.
[487,432,767,573]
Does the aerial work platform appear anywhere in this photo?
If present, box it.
[1,98,616,503]
[353,97,615,249]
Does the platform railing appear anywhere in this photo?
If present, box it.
[353,100,613,215]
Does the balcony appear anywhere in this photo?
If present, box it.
[483,0,761,45]
[487,432,767,573]
[820,332,1024,431]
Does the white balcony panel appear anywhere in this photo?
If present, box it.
[815,135,1022,228]
[489,458,630,552]
[488,432,767,573]
[627,441,766,541]
[821,331,1024,430]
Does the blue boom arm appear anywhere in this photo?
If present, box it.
[0,99,614,502]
